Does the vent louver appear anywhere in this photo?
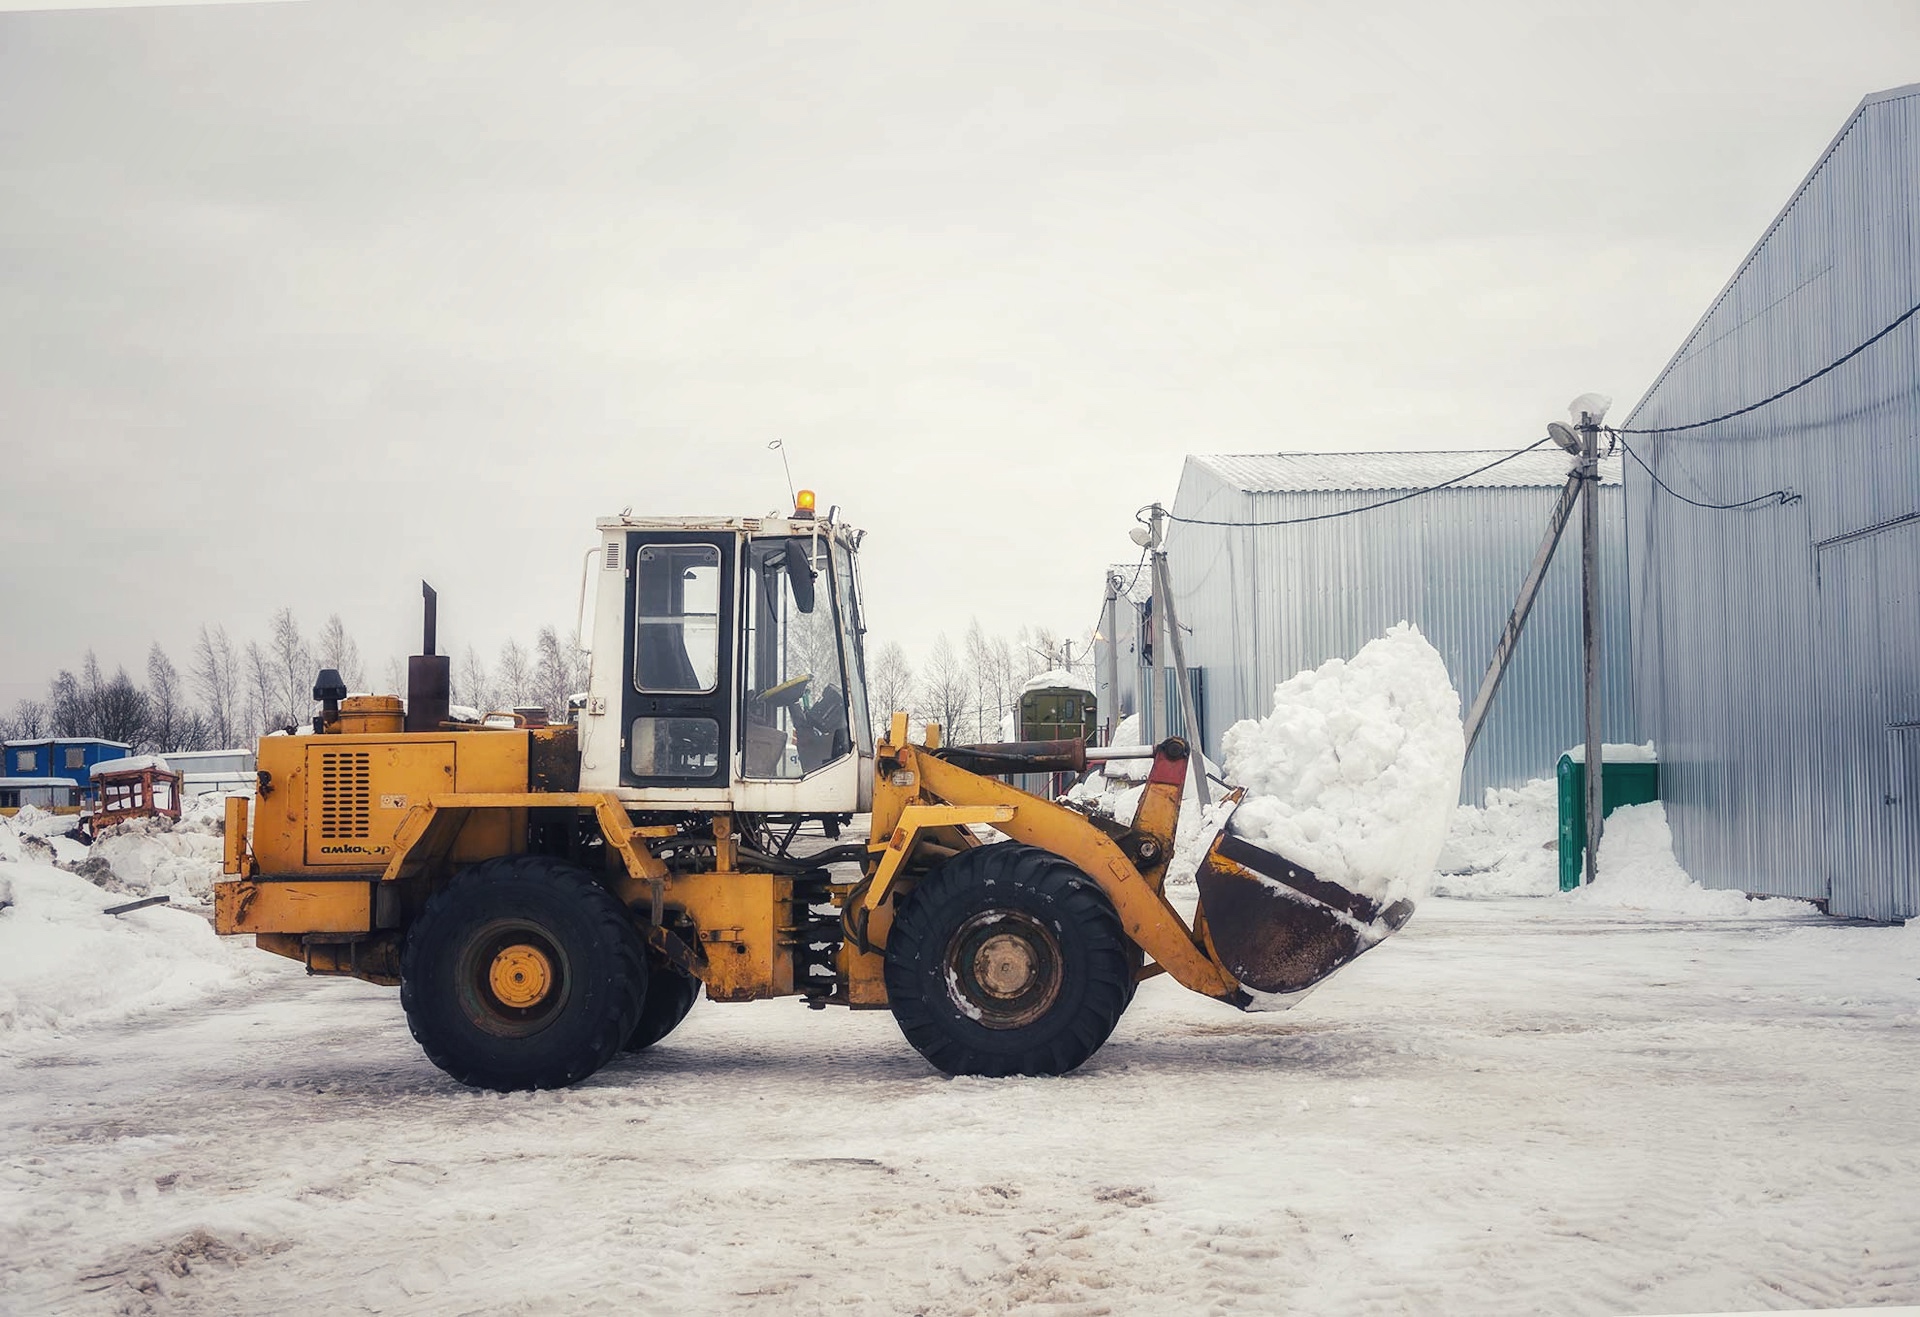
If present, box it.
[604,540,621,570]
[319,751,372,840]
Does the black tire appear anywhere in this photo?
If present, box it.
[623,962,701,1051]
[884,843,1134,1078]
[400,855,647,1092]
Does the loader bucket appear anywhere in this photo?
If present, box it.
[1194,818,1415,1007]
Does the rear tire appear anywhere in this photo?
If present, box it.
[623,962,701,1051]
[401,855,647,1092]
[884,843,1133,1077]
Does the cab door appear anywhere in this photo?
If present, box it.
[621,533,734,789]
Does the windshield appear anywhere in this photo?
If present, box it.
[831,537,874,756]
[742,536,851,779]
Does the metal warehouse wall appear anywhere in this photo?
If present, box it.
[1165,459,1635,804]
[1624,84,1920,920]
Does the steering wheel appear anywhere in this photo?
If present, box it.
[756,673,813,707]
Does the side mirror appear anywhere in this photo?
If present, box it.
[783,540,817,614]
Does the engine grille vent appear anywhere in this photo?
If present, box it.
[318,752,372,840]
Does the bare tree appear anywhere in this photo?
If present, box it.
[245,640,280,733]
[93,666,149,747]
[383,656,408,700]
[269,608,313,729]
[565,629,591,704]
[868,640,916,739]
[533,627,573,719]
[961,620,1021,743]
[145,641,185,748]
[496,639,533,710]
[315,614,367,690]
[191,624,242,747]
[46,652,119,739]
[454,645,491,712]
[920,633,968,744]
[47,668,85,737]
[0,698,47,741]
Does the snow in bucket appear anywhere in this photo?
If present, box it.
[1221,622,1465,908]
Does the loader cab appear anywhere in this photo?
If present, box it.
[577,504,874,815]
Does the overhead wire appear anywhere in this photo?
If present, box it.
[1610,432,1800,511]
[1611,299,1920,435]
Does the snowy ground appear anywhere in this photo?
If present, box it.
[3,879,1917,1314]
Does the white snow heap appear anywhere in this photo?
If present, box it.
[1020,667,1095,696]
[0,852,249,1041]
[84,790,241,905]
[1220,623,1466,907]
[1571,802,1813,918]
[1434,778,1561,898]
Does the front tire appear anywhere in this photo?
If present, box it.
[884,844,1134,1077]
[400,856,647,1092]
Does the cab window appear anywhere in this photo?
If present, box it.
[633,545,720,694]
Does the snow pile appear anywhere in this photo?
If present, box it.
[7,803,83,841]
[1221,624,1465,907]
[4,806,91,865]
[85,791,239,905]
[1434,778,1560,898]
[0,857,249,1043]
[1569,802,1814,918]
[0,808,80,867]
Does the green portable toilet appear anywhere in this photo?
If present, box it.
[1557,747,1661,891]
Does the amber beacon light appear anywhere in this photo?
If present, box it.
[794,489,817,518]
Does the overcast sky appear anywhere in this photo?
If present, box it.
[2,0,1916,713]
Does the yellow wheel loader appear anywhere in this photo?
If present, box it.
[213,496,1413,1091]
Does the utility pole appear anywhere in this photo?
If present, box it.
[1573,393,1611,887]
[1137,508,1167,744]
[1103,571,1122,746]
[1147,504,1210,807]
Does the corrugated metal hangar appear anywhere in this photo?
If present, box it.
[1624,82,1920,921]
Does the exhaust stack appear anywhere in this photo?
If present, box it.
[405,580,452,733]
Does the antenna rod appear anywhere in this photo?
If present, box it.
[768,439,796,506]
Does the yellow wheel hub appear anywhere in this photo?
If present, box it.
[488,944,554,1009]
[974,933,1039,998]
